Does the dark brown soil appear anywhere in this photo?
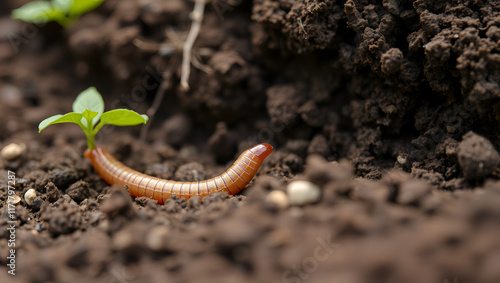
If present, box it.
[1,0,500,282]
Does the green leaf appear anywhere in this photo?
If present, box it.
[11,1,63,24]
[72,86,104,126]
[69,0,104,17]
[99,109,149,126]
[82,109,98,122]
[51,0,72,12]
[38,112,83,133]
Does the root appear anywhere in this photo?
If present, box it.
[180,0,206,92]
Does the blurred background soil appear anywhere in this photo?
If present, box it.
[1,0,500,282]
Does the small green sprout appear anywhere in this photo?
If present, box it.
[12,0,104,27]
[39,87,149,149]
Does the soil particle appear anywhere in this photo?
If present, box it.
[208,122,238,163]
[266,85,302,128]
[304,155,353,187]
[144,162,173,180]
[45,203,82,236]
[457,133,500,180]
[145,225,170,251]
[100,187,134,218]
[68,230,112,276]
[174,162,206,182]
[161,113,192,147]
[397,179,432,205]
[351,179,390,203]
[381,48,404,75]
[47,168,81,191]
[209,50,248,85]
[45,182,62,203]
[66,180,91,204]
[30,197,43,212]
[307,134,331,157]
[140,0,188,25]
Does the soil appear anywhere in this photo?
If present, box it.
[1,0,500,282]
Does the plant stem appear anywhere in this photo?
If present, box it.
[86,133,95,149]
[85,115,96,149]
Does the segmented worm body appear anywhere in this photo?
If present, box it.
[84,143,273,203]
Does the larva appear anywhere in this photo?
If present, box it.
[84,143,273,203]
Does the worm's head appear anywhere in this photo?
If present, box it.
[249,143,273,161]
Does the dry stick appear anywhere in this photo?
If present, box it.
[180,0,206,91]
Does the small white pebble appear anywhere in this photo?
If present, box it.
[24,189,37,206]
[8,195,22,205]
[287,180,321,206]
[266,190,289,210]
[397,156,407,165]
[1,143,25,160]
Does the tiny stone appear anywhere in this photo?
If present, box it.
[287,180,321,206]
[24,189,37,206]
[266,190,289,210]
[397,156,407,165]
[45,182,61,203]
[1,143,25,160]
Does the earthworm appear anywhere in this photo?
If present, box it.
[84,143,273,203]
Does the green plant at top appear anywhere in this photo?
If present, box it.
[12,0,104,27]
[39,87,149,149]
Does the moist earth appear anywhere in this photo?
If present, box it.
[1,0,500,282]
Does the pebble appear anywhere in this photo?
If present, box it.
[287,180,321,206]
[266,190,289,210]
[1,143,25,160]
[457,133,500,179]
[24,189,37,206]
[397,156,407,165]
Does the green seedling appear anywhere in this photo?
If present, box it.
[39,87,148,149]
[12,0,104,26]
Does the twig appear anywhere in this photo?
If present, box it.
[191,52,212,74]
[180,0,206,92]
